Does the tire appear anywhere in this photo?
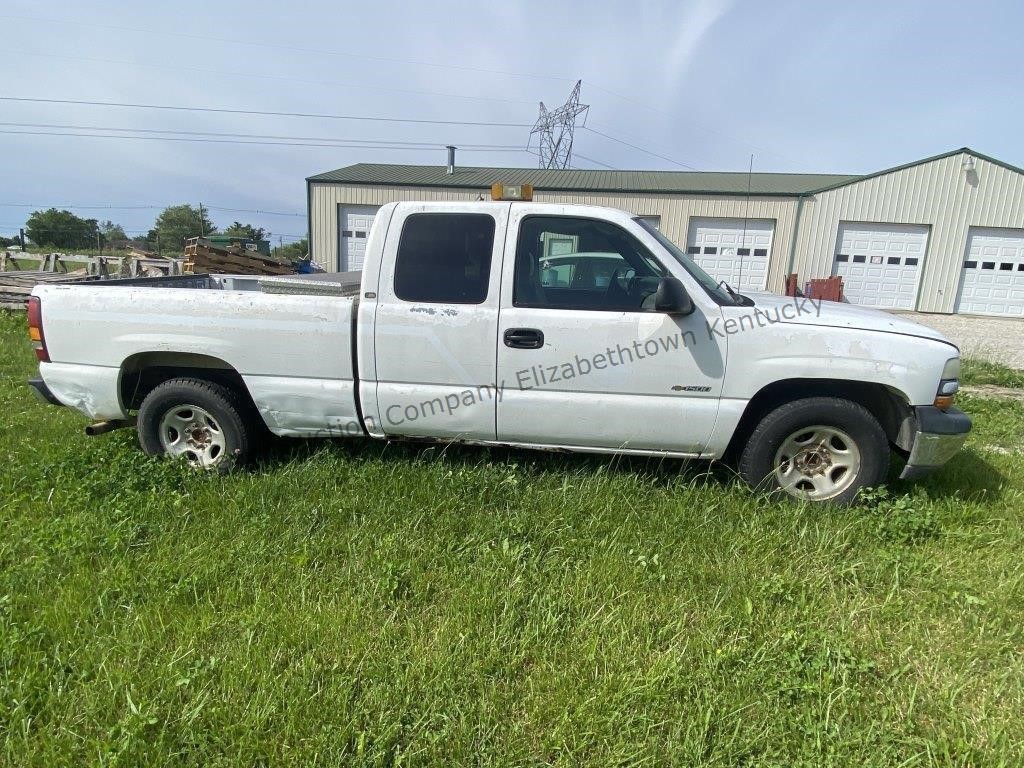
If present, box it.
[738,397,889,505]
[137,377,253,472]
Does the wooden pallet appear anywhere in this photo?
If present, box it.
[0,270,94,307]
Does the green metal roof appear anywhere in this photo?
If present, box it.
[307,163,863,196]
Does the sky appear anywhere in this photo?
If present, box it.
[1,0,1022,241]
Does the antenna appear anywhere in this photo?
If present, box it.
[529,80,589,169]
[738,154,753,290]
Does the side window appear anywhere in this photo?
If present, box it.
[514,216,665,311]
[394,213,495,304]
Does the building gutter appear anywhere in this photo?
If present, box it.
[785,194,807,278]
[306,179,314,267]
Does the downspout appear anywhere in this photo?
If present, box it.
[305,178,314,268]
[785,194,806,278]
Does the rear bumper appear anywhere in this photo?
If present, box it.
[28,377,64,406]
[899,406,972,480]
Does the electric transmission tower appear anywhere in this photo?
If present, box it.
[529,80,589,169]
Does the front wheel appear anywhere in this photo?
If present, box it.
[738,397,890,504]
[137,378,253,471]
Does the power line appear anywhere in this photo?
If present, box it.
[0,97,533,128]
[573,153,618,170]
[5,49,537,108]
[584,80,810,169]
[0,14,572,83]
[0,203,307,217]
[580,126,699,170]
[0,129,535,154]
[0,122,525,150]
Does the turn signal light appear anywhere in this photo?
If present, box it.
[27,296,49,362]
[491,183,533,201]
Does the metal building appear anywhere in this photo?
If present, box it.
[307,147,1024,316]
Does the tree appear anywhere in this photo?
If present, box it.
[99,220,128,243]
[147,204,218,252]
[272,238,309,263]
[25,208,100,250]
[0,234,19,249]
[222,221,266,241]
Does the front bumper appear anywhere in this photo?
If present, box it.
[28,377,64,407]
[899,405,972,480]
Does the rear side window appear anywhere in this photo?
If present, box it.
[394,213,495,303]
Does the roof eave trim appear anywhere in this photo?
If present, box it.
[306,178,812,197]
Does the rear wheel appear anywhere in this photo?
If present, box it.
[738,397,889,504]
[137,378,253,471]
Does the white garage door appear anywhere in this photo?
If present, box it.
[338,205,379,271]
[832,222,927,310]
[955,227,1024,316]
[685,217,774,292]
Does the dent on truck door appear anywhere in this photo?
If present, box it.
[495,212,726,454]
[372,204,509,440]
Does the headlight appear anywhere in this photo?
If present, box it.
[935,356,960,410]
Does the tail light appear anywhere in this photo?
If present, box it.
[27,296,50,362]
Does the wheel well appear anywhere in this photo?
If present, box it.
[119,352,257,413]
[722,378,913,464]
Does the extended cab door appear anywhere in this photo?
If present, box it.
[495,207,726,454]
[371,203,509,440]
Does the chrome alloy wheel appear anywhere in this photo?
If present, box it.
[773,425,862,500]
[157,405,227,468]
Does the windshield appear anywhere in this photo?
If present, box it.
[633,217,736,304]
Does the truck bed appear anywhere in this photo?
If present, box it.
[33,274,362,436]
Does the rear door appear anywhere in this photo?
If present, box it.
[495,208,725,454]
[373,203,509,440]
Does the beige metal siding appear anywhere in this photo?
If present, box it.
[794,153,1024,312]
[310,181,800,289]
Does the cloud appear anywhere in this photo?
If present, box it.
[664,0,735,88]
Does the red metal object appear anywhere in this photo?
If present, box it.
[805,276,844,302]
[784,273,799,297]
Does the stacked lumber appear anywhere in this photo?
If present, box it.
[127,245,161,260]
[184,238,293,276]
[0,270,92,309]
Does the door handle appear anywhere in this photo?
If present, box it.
[503,327,545,349]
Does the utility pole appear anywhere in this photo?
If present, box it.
[198,202,206,238]
[19,228,25,249]
[529,80,589,169]
[96,231,101,255]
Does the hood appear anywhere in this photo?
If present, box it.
[735,292,957,349]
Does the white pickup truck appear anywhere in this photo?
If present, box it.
[27,197,970,504]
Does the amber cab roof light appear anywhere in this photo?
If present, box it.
[491,183,533,201]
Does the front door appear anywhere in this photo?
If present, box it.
[496,210,725,455]
[373,204,508,440]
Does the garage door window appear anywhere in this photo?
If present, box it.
[394,213,495,304]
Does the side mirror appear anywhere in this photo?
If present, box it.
[654,277,695,315]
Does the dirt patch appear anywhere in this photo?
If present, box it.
[962,384,1024,402]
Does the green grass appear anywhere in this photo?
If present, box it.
[962,358,1024,389]
[2,309,1023,766]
